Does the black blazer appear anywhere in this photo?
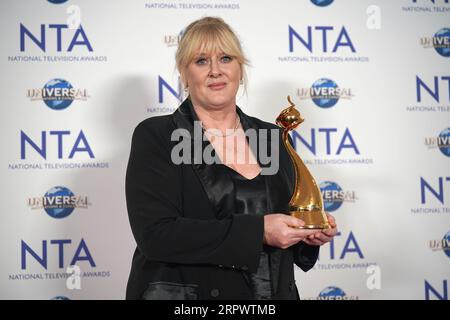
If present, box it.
[125,99,319,300]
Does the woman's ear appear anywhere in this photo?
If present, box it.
[239,65,244,84]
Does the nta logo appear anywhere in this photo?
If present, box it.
[291,127,359,156]
[416,75,450,103]
[21,238,95,270]
[420,176,450,204]
[20,23,92,52]
[289,25,356,53]
[20,130,94,160]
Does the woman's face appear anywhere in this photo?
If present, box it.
[183,51,241,111]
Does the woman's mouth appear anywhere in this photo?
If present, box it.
[208,82,226,90]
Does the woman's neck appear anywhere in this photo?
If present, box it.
[192,103,238,133]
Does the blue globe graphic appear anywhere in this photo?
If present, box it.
[442,231,450,259]
[311,0,334,7]
[311,78,339,108]
[319,286,346,298]
[42,79,74,110]
[48,0,69,4]
[434,28,450,57]
[44,186,75,219]
[437,127,450,157]
[320,181,343,212]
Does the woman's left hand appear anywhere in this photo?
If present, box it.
[302,213,338,246]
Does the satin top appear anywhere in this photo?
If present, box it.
[224,165,273,300]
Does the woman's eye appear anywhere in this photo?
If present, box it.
[195,58,208,65]
[221,55,232,63]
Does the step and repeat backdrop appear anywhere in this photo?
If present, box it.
[0,0,449,300]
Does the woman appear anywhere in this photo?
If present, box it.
[125,16,337,300]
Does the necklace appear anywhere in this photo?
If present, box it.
[202,114,241,137]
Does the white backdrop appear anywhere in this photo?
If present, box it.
[0,0,449,300]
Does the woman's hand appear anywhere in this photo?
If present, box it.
[302,212,338,246]
[263,214,318,249]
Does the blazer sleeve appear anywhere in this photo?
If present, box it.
[125,120,264,273]
[293,242,319,272]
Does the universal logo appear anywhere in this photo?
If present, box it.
[424,127,450,157]
[296,78,353,108]
[320,181,358,212]
[164,29,185,47]
[27,78,89,110]
[420,27,450,57]
[310,0,334,7]
[317,286,359,300]
[428,230,450,258]
[28,186,91,219]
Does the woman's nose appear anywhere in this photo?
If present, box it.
[208,59,222,77]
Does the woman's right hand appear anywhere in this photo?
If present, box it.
[263,214,318,249]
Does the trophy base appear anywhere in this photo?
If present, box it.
[290,209,330,229]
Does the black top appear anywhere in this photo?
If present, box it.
[125,98,320,300]
[224,165,273,300]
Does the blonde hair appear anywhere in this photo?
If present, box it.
[176,17,249,88]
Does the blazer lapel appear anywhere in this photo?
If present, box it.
[172,99,236,219]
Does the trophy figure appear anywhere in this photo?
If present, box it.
[276,96,330,229]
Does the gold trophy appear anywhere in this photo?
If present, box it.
[276,96,330,229]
